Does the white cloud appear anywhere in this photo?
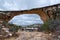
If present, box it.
[0,8,3,10]
[50,0,60,5]
[3,1,20,10]
[2,0,28,10]
[9,14,44,26]
[0,0,60,10]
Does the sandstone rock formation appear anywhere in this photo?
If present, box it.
[0,4,60,22]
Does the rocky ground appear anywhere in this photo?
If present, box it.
[5,31,60,40]
[0,29,59,40]
[15,31,53,40]
[3,30,60,40]
[1,20,60,40]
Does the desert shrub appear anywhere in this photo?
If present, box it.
[41,20,50,33]
[41,20,60,33]
[2,20,22,33]
[7,23,22,32]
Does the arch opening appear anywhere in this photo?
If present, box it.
[9,14,44,26]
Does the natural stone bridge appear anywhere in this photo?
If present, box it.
[0,9,48,22]
[0,4,60,22]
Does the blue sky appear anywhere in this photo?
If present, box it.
[9,14,43,26]
[0,0,60,10]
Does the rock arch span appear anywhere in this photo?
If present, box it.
[0,9,49,22]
